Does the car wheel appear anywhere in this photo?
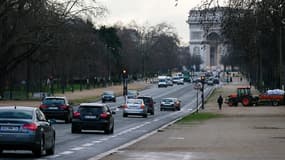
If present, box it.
[0,149,3,154]
[71,125,81,133]
[123,113,128,117]
[151,110,154,115]
[160,108,163,111]
[143,114,148,118]
[272,101,279,106]
[102,100,105,103]
[33,136,45,157]
[46,135,55,155]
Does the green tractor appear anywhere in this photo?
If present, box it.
[226,87,258,106]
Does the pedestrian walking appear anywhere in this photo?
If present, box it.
[217,95,223,110]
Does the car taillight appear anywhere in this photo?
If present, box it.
[73,111,80,118]
[100,112,110,119]
[123,104,128,109]
[23,123,37,131]
[60,105,68,110]
[141,104,145,109]
[39,104,48,109]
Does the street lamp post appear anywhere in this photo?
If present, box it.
[200,76,205,110]
[280,6,284,89]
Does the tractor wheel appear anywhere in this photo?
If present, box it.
[272,101,279,106]
[242,97,250,106]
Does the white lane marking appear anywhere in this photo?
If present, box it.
[48,154,61,158]
[182,154,193,160]
[153,118,160,122]
[60,151,74,155]
[82,143,94,147]
[71,147,85,151]
[92,140,102,143]
[169,137,185,140]
[99,138,108,141]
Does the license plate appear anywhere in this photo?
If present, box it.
[0,126,19,132]
[49,107,58,110]
[84,115,96,119]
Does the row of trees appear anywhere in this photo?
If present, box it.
[188,0,284,90]
[0,0,201,99]
[219,0,284,90]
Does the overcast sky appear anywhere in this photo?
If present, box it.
[97,0,202,45]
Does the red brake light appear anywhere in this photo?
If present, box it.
[123,104,128,109]
[100,112,110,119]
[60,105,68,110]
[23,123,37,131]
[73,111,80,118]
[39,104,47,109]
[140,104,145,109]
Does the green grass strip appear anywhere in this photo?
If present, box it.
[178,112,221,123]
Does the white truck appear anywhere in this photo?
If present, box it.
[158,76,168,88]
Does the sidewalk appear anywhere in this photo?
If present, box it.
[0,81,150,107]
[99,77,285,160]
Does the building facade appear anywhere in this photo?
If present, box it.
[187,8,228,71]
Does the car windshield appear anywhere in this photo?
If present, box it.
[103,91,114,96]
[79,106,104,114]
[128,90,137,95]
[0,109,33,119]
[43,98,65,105]
[159,79,166,82]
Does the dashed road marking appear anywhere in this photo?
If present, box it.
[92,140,102,143]
[71,147,85,151]
[60,151,74,155]
[82,143,94,147]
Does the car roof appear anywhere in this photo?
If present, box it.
[44,96,66,99]
[162,98,177,100]
[0,106,36,111]
[103,91,114,93]
[80,103,105,107]
[137,96,152,98]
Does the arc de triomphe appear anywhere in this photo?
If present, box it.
[187,8,228,71]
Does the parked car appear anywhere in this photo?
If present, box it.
[122,99,148,118]
[101,91,116,103]
[127,90,139,99]
[137,96,155,115]
[39,96,73,123]
[160,98,181,111]
[0,106,55,157]
[71,103,115,134]
[166,76,173,86]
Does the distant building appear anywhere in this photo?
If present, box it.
[187,8,228,71]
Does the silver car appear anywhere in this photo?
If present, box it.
[0,106,55,157]
[122,99,148,118]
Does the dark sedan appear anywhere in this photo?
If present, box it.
[39,96,73,123]
[0,106,55,157]
[160,98,181,111]
[101,91,116,103]
[72,103,115,134]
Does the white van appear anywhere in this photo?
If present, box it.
[158,76,167,88]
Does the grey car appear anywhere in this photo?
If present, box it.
[0,106,55,157]
[123,99,148,118]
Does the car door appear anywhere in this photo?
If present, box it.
[36,109,53,148]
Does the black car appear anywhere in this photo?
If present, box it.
[101,91,116,103]
[137,96,155,115]
[0,106,55,157]
[72,103,115,134]
[39,96,73,123]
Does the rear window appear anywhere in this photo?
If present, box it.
[0,110,33,119]
[162,99,174,103]
[43,98,65,105]
[79,106,104,114]
[159,79,166,82]
[138,97,152,103]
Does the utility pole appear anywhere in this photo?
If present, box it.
[201,76,205,110]
[122,69,128,103]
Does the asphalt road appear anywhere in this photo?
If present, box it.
[0,83,214,160]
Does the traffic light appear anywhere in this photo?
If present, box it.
[122,69,128,79]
